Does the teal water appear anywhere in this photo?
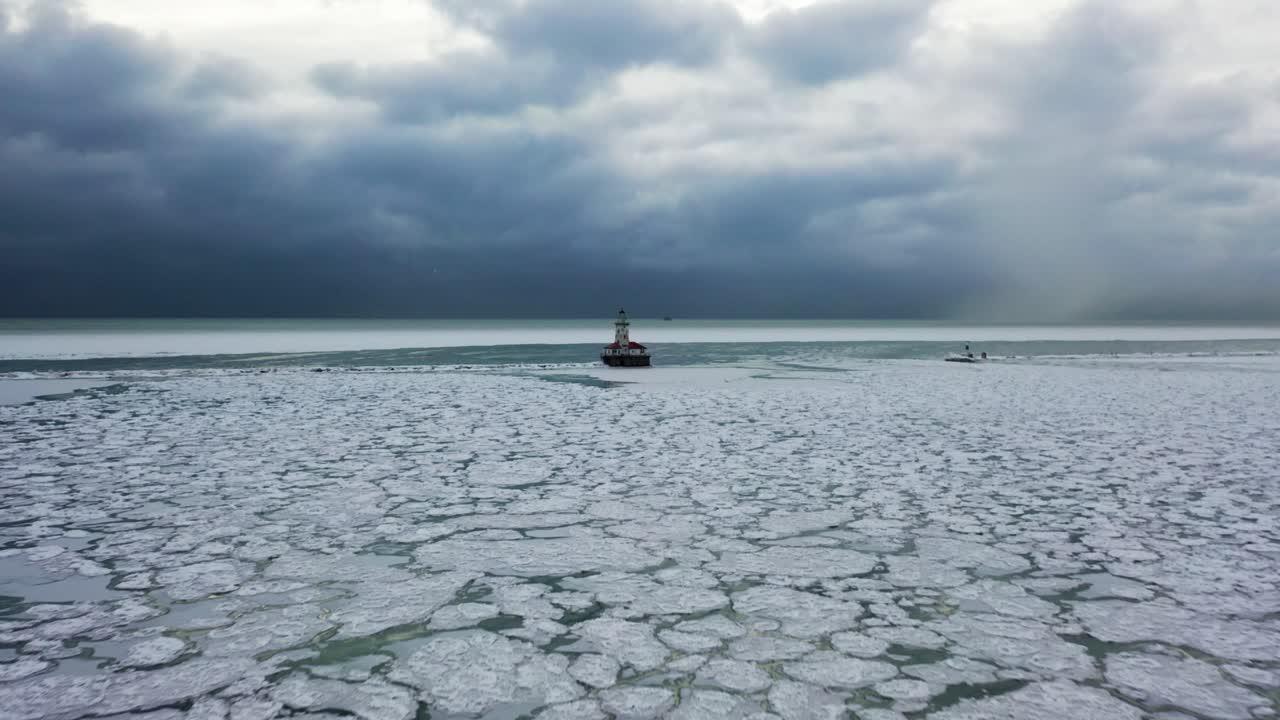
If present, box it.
[2,318,1279,371]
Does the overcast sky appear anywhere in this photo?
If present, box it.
[1,0,1277,319]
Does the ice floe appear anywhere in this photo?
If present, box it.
[121,636,186,667]
[731,586,864,638]
[947,580,1057,618]
[728,636,816,661]
[668,689,766,720]
[415,537,659,576]
[767,680,849,720]
[929,679,1142,719]
[830,632,891,657]
[1075,599,1280,662]
[1105,652,1268,719]
[677,615,747,639]
[273,675,416,720]
[872,678,933,702]
[901,656,1000,687]
[330,570,477,637]
[695,658,774,692]
[0,658,254,720]
[202,606,333,658]
[917,538,1030,577]
[865,626,947,650]
[931,614,1095,680]
[599,686,676,719]
[570,618,670,671]
[568,653,620,689]
[388,630,582,715]
[0,659,49,683]
[782,651,899,689]
[712,547,875,578]
[660,629,725,653]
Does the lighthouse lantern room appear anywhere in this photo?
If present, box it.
[601,309,651,367]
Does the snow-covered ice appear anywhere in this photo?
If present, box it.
[696,659,774,693]
[2,357,1279,718]
[387,630,582,715]
[600,687,677,719]
[929,680,1143,719]
[1105,652,1268,720]
[120,637,186,668]
[782,651,899,689]
[568,653,620,689]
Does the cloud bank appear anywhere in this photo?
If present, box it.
[1,0,1277,319]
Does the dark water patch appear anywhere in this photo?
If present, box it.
[533,374,623,389]
[849,688,896,713]
[919,678,1030,714]
[557,603,607,627]
[477,614,525,633]
[0,594,23,616]
[293,636,397,670]
[903,602,943,623]
[772,362,857,373]
[543,634,579,653]
[361,543,415,561]
[521,573,589,592]
[139,597,234,632]
[500,481,554,492]
[889,645,950,665]
[455,583,493,605]
[0,557,126,605]
[721,577,763,596]
[308,621,448,667]
[0,379,119,406]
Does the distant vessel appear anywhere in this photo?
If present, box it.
[601,309,651,367]
[946,346,988,363]
[663,316,673,321]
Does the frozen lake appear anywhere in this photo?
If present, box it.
[1,355,1278,719]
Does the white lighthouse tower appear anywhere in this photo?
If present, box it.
[614,310,631,347]
[601,308,651,367]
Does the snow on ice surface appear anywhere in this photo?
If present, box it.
[1105,652,1268,720]
[1,357,1279,718]
[929,680,1144,720]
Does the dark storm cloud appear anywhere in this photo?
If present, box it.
[314,0,739,121]
[183,56,266,100]
[746,0,934,84]
[312,50,577,120]
[0,4,178,151]
[992,2,1166,133]
[494,0,738,69]
[436,0,738,70]
[607,157,961,274]
[0,0,1277,320]
[0,0,981,318]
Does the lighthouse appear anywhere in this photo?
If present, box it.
[601,309,651,367]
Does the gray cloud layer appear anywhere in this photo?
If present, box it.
[1,0,1277,319]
